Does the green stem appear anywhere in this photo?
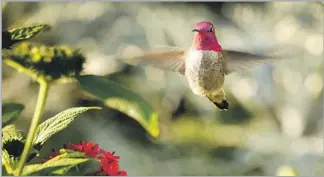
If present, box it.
[14,78,50,176]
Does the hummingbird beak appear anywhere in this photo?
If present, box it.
[192,29,200,32]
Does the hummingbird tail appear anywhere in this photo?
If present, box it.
[207,89,229,110]
[212,100,229,110]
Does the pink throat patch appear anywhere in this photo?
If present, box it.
[193,33,222,52]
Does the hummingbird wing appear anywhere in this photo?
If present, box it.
[117,45,187,74]
[222,49,291,75]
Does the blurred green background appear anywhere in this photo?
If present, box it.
[2,1,323,176]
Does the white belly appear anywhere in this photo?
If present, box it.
[185,48,225,96]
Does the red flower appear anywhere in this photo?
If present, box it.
[68,141,101,158]
[119,171,127,176]
[100,159,120,176]
[101,151,120,161]
[43,141,127,176]
[97,151,122,176]
[67,142,83,151]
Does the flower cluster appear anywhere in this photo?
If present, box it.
[2,42,85,81]
[44,141,127,176]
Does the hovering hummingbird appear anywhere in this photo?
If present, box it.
[118,21,292,110]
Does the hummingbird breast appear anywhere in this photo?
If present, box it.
[185,48,225,96]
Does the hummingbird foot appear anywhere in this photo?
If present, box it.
[213,100,229,110]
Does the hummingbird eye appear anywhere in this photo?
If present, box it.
[208,26,214,32]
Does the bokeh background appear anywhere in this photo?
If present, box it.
[2,1,323,176]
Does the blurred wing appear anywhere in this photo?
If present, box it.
[118,45,187,74]
[222,50,283,75]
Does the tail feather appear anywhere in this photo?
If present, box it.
[212,100,229,110]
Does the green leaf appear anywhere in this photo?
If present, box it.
[50,165,74,175]
[2,24,51,49]
[2,149,19,175]
[2,125,24,174]
[77,75,160,137]
[33,107,101,149]
[8,24,51,41]
[2,102,25,126]
[21,164,42,176]
[2,124,24,146]
[58,149,89,158]
[22,150,92,176]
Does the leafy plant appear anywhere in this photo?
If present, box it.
[77,75,160,137]
[32,107,101,149]
[2,102,25,127]
[2,23,160,176]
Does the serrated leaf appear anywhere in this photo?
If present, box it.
[77,75,160,137]
[2,102,25,126]
[22,151,91,176]
[2,24,51,49]
[42,158,90,175]
[49,149,100,175]
[33,107,101,148]
[2,125,25,159]
[2,125,23,174]
[8,24,51,41]
[2,124,24,146]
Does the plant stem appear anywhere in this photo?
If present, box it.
[14,78,50,176]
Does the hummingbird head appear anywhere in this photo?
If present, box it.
[192,21,222,51]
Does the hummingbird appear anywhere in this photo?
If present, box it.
[118,21,292,110]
